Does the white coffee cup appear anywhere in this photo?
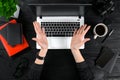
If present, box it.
[93,23,108,39]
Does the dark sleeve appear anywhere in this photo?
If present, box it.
[21,63,43,80]
[76,61,94,80]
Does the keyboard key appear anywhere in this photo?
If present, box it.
[41,22,80,37]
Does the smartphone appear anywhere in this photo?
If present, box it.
[96,47,114,68]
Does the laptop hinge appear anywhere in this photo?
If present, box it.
[36,6,42,19]
[79,6,84,18]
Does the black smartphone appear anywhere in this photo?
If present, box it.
[96,47,114,68]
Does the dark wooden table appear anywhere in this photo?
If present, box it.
[0,0,120,80]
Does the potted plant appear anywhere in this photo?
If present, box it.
[0,0,20,20]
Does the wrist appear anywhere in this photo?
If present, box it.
[35,58,44,65]
[70,45,79,51]
[71,49,85,63]
[34,51,45,65]
[36,52,45,60]
[35,49,48,65]
[71,48,79,53]
[41,48,48,52]
[71,49,80,57]
[38,49,48,57]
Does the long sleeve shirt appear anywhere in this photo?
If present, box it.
[20,61,94,80]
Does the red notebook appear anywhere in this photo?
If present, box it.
[0,19,29,56]
[0,19,16,30]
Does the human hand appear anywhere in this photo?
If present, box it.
[32,21,48,51]
[71,25,91,50]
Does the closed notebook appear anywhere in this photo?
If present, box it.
[0,19,29,56]
[7,23,23,46]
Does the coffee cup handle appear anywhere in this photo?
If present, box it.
[94,35,98,39]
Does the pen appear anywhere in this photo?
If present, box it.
[102,29,114,43]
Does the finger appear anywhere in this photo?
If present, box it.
[42,27,47,36]
[32,38,38,41]
[32,38,43,47]
[33,22,38,34]
[76,26,82,34]
[42,27,45,34]
[83,24,87,31]
[83,38,90,43]
[79,24,87,34]
[33,22,41,34]
[35,22,42,33]
[73,29,77,36]
[32,38,42,44]
[77,25,83,34]
[83,26,91,35]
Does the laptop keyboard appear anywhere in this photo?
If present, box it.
[41,22,80,37]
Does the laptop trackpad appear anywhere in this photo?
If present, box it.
[49,37,67,49]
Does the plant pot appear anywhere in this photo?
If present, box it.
[12,5,20,18]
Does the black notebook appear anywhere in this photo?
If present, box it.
[7,23,23,46]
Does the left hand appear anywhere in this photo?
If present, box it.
[71,25,91,50]
[32,21,48,50]
[33,21,48,65]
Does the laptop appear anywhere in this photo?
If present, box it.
[29,0,92,49]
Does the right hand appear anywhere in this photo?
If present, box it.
[70,25,91,63]
[32,21,48,51]
[70,25,91,50]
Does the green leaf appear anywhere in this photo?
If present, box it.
[0,2,2,7]
[0,8,3,16]
[0,0,18,19]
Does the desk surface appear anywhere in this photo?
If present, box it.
[0,0,120,79]
[20,0,120,77]
[22,0,120,77]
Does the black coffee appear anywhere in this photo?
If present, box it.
[96,25,105,35]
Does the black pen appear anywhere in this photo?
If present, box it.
[102,29,114,43]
